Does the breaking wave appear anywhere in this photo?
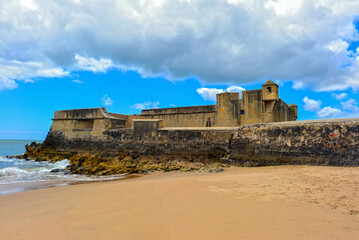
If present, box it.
[0,157,125,186]
[0,167,31,177]
[0,158,71,184]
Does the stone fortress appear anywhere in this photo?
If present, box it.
[21,80,359,174]
[51,80,298,136]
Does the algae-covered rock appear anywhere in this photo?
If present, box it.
[16,118,359,175]
[66,153,224,175]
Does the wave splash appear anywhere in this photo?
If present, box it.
[0,157,125,186]
[0,158,71,184]
[0,167,32,177]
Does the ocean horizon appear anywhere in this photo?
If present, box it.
[0,139,43,157]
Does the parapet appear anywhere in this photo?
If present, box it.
[133,119,163,135]
[141,105,216,115]
[51,107,127,136]
[53,107,126,120]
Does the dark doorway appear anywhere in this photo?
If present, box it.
[206,118,211,127]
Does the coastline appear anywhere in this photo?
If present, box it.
[1,166,359,240]
[0,154,131,196]
[0,173,136,196]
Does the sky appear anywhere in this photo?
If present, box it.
[0,0,359,140]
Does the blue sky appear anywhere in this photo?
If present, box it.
[0,0,359,139]
[0,69,357,140]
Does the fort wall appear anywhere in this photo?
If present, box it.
[273,100,296,122]
[51,108,127,138]
[50,80,297,134]
[240,87,296,125]
[139,112,217,127]
[139,105,217,127]
[215,92,240,127]
[133,80,296,127]
[141,105,216,115]
[240,90,262,125]
[22,118,359,175]
[228,119,359,166]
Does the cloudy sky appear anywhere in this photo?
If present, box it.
[0,0,359,139]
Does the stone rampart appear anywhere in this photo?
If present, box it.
[228,119,359,166]
[20,118,359,175]
[141,105,216,115]
[139,105,217,128]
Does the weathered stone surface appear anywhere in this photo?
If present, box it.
[228,120,359,166]
[20,119,359,175]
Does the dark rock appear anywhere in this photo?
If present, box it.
[50,168,70,173]
[19,120,359,175]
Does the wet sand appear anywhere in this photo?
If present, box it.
[1,166,359,239]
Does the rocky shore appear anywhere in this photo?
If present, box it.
[16,141,227,175]
[15,118,359,175]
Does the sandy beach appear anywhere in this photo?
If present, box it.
[1,165,359,240]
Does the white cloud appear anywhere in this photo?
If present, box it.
[0,58,69,91]
[292,81,305,90]
[72,79,85,84]
[317,107,342,118]
[226,86,246,93]
[302,96,321,112]
[264,0,302,15]
[196,88,225,101]
[303,96,359,119]
[169,104,176,107]
[197,86,245,101]
[325,40,349,54]
[20,0,38,11]
[75,55,113,73]
[331,93,348,100]
[1,1,359,91]
[101,94,114,106]
[0,79,18,91]
[131,101,160,110]
[341,99,359,112]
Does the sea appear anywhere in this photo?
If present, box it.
[0,139,126,196]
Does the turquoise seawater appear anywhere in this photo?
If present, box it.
[0,139,125,196]
[0,139,42,157]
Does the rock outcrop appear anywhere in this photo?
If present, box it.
[228,119,359,166]
[18,118,359,175]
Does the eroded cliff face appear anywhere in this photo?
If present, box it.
[20,119,359,175]
[21,129,233,175]
[228,120,359,166]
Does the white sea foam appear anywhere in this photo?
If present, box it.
[0,156,15,163]
[51,159,70,169]
[0,157,125,189]
[1,141,126,195]
[0,158,70,184]
[0,167,31,177]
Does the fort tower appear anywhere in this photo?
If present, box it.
[215,92,240,127]
[262,80,279,123]
[50,80,297,135]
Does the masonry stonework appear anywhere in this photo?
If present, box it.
[20,80,347,175]
[50,80,297,136]
[20,118,359,175]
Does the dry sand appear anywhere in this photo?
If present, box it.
[1,166,359,240]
